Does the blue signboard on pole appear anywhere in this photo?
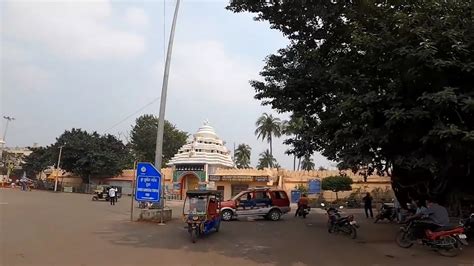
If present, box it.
[308,179,321,194]
[135,162,161,202]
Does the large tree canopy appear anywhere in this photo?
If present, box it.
[22,147,53,177]
[129,115,188,167]
[53,129,131,182]
[228,1,474,206]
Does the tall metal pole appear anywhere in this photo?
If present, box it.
[155,0,180,169]
[131,161,137,222]
[0,116,15,163]
[54,146,64,192]
[155,0,180,225]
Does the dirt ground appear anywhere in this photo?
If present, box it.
[1,189,473,266]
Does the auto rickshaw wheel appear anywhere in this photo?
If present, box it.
[215,219,221,232]
[190,228,198,243]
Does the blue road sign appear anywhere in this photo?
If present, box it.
[308,179,321,194]
[135,162,161,202]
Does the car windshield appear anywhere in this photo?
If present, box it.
[232,191,247,201]
[184,196,208,215]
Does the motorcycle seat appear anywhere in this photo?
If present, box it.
[433,225,460,232]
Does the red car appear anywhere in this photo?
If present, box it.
[220,188,290,221]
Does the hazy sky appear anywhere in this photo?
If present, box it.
[1,0,334,169]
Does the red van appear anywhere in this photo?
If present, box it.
[220,188,290,221]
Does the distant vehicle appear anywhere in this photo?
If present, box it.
[92,186,122,201]
[220,188,290,221]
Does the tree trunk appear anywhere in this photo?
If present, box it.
[269,136,273,156]
[297,157,301,171]
[269,135,273,168]
[293,155,296,171]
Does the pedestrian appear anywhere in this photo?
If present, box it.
[108,187,116,206]
[363,192,374,218]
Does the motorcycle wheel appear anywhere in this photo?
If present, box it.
[346,225,357,239]
[327,222,334,233]
[396,230,414,248]
[437,236,461,257]
[374,217,380,223]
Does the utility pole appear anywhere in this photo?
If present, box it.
[154,0,180,215]
[54,145,64,192]
[0,116,15,164]
[154,0,180,169]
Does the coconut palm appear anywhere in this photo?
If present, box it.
[255,113,282,159]
[257,150,277,170]
[300,154,315,171]
[234,144,251,169]
[282,116,304,170]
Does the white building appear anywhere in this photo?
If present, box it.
[167,121,234,198]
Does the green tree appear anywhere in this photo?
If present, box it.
[282,115,305,170]
[321,175,353,200]
[129,115,188,167]
[53,129,131,183]
[300,154,315,171]
[22,147,54,177]
[255,113,282,161]
[234,144,252,169]
[257,150,277,170]
[228,1,474,207]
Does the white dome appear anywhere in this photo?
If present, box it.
[194,123,218,139]
[168,121,234,168]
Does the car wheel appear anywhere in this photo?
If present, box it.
[221,210,233,221]
[268,209,281,221]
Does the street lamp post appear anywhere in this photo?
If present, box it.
[54,145,64,192]
[0,116,15,164]
[154,0,180,222]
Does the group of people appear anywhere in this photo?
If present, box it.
[295,192,450,234]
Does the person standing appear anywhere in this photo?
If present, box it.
[363,192,374,218]
[108,187,116,206]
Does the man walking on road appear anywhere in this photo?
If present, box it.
[108,187,116,206]
[363,192,373,218]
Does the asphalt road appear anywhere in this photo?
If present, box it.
[1,189,474,266]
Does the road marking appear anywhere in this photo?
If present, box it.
[0,202,8,205]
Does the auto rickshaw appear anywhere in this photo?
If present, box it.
[183,190,222,243]
[92,186,111,201]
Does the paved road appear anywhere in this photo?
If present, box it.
[1,189,473,266]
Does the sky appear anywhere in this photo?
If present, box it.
[0,0,334,169]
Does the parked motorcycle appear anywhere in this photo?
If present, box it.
[460,213,474,238]
[321,203,359,239]
[297,206,311,218]
[374,203,397,223]
[396,220,468,257]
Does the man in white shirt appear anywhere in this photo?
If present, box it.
[108,187,116,205]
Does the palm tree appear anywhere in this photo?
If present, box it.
[300,154,315,171]
[282,116,304,170]
[255,113,282,160]
[257,150,277,170]
[234,144,251,169]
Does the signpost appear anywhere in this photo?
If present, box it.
[308,179,321,194]
[135,162,161,202]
